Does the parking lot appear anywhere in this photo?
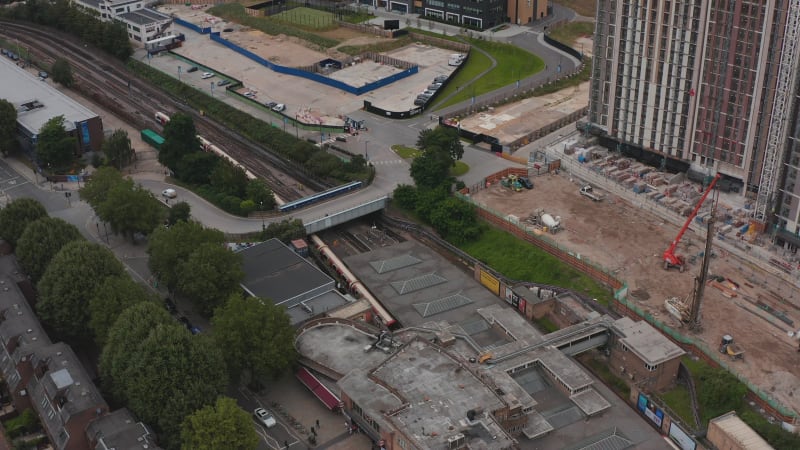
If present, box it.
[155,5,462,123]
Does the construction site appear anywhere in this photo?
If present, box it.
[467,136,800,420]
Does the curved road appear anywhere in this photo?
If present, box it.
[3,9,587,235]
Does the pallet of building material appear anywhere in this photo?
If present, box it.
[622,177,637,187]
[646,190,662,199]
[756,300,794,326]
[709,280,737,298]
[632,183,648,194]
[617,159,631,170]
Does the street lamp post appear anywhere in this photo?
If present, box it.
[260,201,265,231]
[365,140,370,162]
[178,65,182,81]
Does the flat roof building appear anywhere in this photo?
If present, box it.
[72,0,174,44]
[0,57,102,156]
[237,239,347,325]
[707,411,774,450]
[609,317,686,392]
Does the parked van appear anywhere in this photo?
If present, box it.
[448,53,466,66]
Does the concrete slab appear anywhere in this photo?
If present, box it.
[456,82,590,144]
[570,388,612,416]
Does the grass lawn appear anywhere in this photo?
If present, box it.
[208,3,340,48]
[660,385,695,426]
[554,0,597,17]
[392,145,421,159]
[534,317,559,333]
[436,39,545,108]
[548,22,595,47]
[457,227,613,304]
[449,161,469,176]
[273,7,336,29]
[582,356,630,397]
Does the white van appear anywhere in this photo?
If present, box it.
[448,54,465,66]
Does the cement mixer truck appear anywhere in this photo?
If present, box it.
[540,213,561,233]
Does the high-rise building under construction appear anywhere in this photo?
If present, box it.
[588,1,800,246]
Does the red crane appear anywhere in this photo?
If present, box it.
[663,173,722,272]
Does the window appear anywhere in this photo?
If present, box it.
[621,343,628,352]
[645,363,658,371]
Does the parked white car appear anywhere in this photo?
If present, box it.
[272,103,286,112]
[201,72,215,79]
[161,188,177,199]
[254,407,277,428]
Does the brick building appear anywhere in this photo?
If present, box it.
[608,317,685,392]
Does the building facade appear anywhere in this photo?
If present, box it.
[358,0,546,30]
[72,0,174,43]
[589,1,800,236]
[608,317,685,392]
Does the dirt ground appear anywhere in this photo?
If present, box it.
[470,172,800,417]
[458,82,590,143]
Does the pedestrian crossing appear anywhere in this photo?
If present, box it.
[369,159,406,166]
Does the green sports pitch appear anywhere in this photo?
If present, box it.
[273,7,336,29]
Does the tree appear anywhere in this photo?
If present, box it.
[176,152,217,185]
[100,302,175,402]
[89,276,157,346]
[148,221,224,291]
[177,243,244,317]
[36,241,125,340]
[36,115,77,168]
[246,179,276,210]
[428,197,482,244]
[392,184,418,211]
[410,148,452,189]
[0,99,17,156]
[97,182,162,239]
[697,366,748,419]
[159,113,200,171]
[417,127,464,162]
[79,166,126,209]
[16,217,83,282]
[261,219,306,243]
[103,129,134,169]
[180,397,258,450]
[51,58,74,87]
[212,293,297,384]
[0,198,48,247]
[168,202,192,225]
[122,324,227,449]
[210,159,248,197]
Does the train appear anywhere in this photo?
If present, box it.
[310,234,397,328]
[196,135,257,181]
[154,111,257,180]
[278,181,362,213]
[152,111,288,206]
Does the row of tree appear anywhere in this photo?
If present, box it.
[158,113,277,215]
[393,127,483,243]
[0,0,133,60]
[0,198,297,449]
[80,167,172,240]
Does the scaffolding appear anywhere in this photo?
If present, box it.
[755,3,800,222]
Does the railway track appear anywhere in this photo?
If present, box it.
[0,21,329,201]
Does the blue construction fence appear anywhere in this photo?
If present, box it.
[205,32,417,95]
